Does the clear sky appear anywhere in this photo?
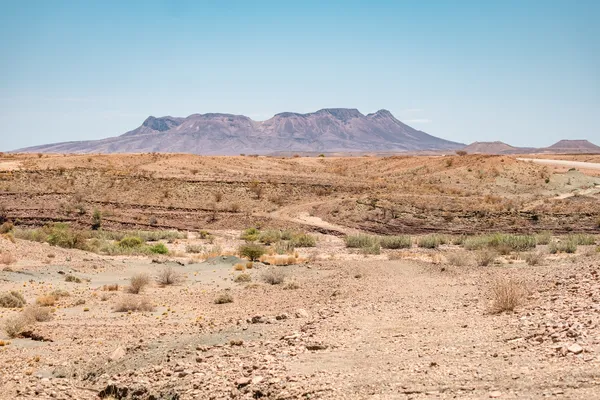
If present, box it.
[1,0,598,151]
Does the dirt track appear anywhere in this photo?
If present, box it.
[517,158,600,171]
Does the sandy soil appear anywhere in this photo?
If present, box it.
[0,153,599,399]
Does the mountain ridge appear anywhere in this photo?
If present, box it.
[16,108,464,155]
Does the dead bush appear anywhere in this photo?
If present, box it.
[489,276,527,314]
[3,315,29,338]
[114,295,154,312]
[102,284,119,291]
[445,251,472,267]
[261,268,286,285]
[0,291,26,308]
[234,273,251,283]
[23,305,53,322]
[283,280,300,290]
[475,249,497,266]
[214,292,233,304]
[524,252,545,266]
[64,274,82,283]
[36,295,57,307]
[127,273,150,294]
[156,266,183,286]
[0,252,15,265]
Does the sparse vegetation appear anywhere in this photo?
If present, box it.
[463,234,536,252]
[114,295,154,312]
[568,234,597,246]
[36,295,57,306]
[417,234,447,249]
[290,233,317,247]
[0,221,14,234]
[240,227,260,242]
[0,291,26,308]
[214,292,233,304]
[261,268,286,285]
[489,276,527,314]
[475,249,497,266]
[149,243,169,254]
[0,252,15,265]
[23,305,53,322]
[128,273,150,294]
[524,252,545,266]
[156,266,183,286]
[64,274,82,283]
[234,273,252,283]
[186,244,204,253]
[118,236,143,248]
[380,235,412,249]
[345,234,378,249]
[3,315,29,338]
[446,251,471,266]
[239,243,266,261]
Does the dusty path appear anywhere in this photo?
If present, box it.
[517,158,600,171]
[266,201,357,236]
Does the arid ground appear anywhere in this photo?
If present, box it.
[0,153,599,399]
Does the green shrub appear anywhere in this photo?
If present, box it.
[535,231,552,245]
[118,236,144,248]
[258,230,281,244]
[91,209,102,230]
[463,234,536,252]
[417,234,446,249]
[568,234,596,246]
[548,239,577,254]
[46,224,88,249]
[149,243,169,254]
[240,227,260,242]
[361,242,381,255]
[290,233,317,247]
[345,234,378,248]
[239,243,266,261]
[380,235,412,249]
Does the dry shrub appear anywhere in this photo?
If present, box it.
[524,252,545,266]
[445,251,472,267]
[156,266,183,286]
[64,274,82,283]
[489,276,527,314]
[36,295,56,307]
[261,268,286,285]
[214,292,233,304]
[234,273,252,283]
[475,249,497,266]
[0,252,15,265]
[23,305,53,322]
[50,289,70,298]
[114,295,154,312]
[128,273,150,294]
[246,262,254,269]
[102,284,119,291]
[0,291,26,308]
[233,263,245,271]
[283,280,300,290]
[0,221,13,234]
[3,315,29,338]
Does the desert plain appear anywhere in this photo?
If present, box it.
[0,152,599,399]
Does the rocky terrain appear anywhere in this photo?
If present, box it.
[15,109,464,155]
[0,153,599,399]
[461,140,600,155]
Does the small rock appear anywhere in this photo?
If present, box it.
[489,391,502,398]
[295,309,309,318]
[236,377,251,388]
[109,346,126,362]
[568,344,583,354]
[252,376,264,385]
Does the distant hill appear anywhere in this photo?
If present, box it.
[539,140,600,154]
[15,108,464,155]
[461,139,600,155]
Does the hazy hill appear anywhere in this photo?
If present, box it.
[16,108,464,155]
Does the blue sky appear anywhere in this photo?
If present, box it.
[1,0,598,150]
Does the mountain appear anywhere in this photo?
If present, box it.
[462,141,536,154]
[16,108,464,155]
[539,140,600,154]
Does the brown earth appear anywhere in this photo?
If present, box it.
[0,153,599,399]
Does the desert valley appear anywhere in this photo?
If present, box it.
[0,150,599,399]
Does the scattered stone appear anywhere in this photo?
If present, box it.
[568,343,583,354]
